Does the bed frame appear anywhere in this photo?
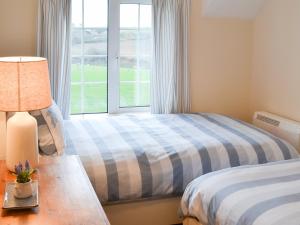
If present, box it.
[103,197,182,225]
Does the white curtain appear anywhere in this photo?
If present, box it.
[37,0,72,119]
[151,0,191,114]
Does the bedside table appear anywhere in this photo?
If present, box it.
[0,155,111,225]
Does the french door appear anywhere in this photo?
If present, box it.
[71,0,152,114]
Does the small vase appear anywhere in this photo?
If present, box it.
[14,179,33,199]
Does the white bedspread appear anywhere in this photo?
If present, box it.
[180,159,300,225]
[64,113,298,203]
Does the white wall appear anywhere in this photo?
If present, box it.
[251,0,300,121]
[190,0,253,121]
[202,0,266,20]
[0,0,38,56]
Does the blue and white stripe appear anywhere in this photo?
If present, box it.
[180,158,300,225]
[64,113,299,203]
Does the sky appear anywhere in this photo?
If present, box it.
[72,0,152,28]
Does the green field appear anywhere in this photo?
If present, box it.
[71,65,150,114]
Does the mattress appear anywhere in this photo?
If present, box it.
[64,113,298,203]
[180,158,300,225]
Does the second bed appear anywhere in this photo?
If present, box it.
[180,158,300,225]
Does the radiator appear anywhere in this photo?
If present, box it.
[253,111,300,152]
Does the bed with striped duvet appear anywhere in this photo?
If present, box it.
[64,113,298,204]
[180,158,300,225]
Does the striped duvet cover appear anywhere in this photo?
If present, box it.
[180,158,300,225]
[64,113,298,203]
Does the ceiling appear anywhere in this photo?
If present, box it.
[202,0,266,20]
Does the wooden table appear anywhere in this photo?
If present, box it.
[0,155,111,225]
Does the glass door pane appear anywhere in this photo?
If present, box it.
[71,0,108,114]
[119,3,152,108]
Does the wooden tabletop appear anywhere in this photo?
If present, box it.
[0,155,111,225]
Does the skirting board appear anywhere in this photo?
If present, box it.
[0,112,6,160]
[103,197,182,225]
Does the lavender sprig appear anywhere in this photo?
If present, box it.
[13,161,35,183]
[25,160,30,171]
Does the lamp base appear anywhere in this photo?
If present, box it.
[6,112,39,171]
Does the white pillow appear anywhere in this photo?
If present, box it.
[41,101,65,155]
[31,101,65,155]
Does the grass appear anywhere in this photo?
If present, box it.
[71,65,150,114]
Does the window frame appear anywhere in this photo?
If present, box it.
[108,0,152,114]
[71,0,109,115]
[71,0,152,115]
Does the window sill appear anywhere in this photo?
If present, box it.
[70,108,150,120]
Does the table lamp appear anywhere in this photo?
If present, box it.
[0,57,52,171]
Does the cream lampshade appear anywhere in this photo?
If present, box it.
[0,57,52,171]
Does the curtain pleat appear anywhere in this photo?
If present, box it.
[37,0,71,119]
[151,0,191,114]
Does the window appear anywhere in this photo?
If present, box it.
[119,4,152,108]
[71,0,152,114]
[71,0,108,114]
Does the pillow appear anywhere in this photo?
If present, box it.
[30,100,65,155]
